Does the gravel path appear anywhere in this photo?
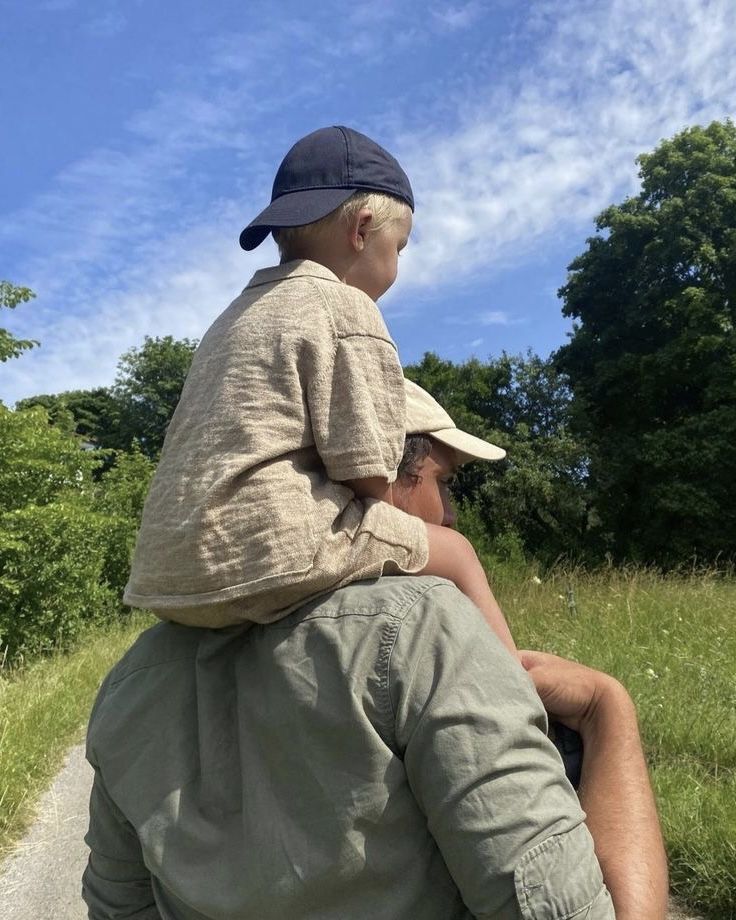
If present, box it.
[0,742,706,919]
[0,743,90,919]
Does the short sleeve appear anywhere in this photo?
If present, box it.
[304,288,405,483]
[389,583,614,920]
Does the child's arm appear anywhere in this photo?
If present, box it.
[344,476,394,505]
[420,524,517,656]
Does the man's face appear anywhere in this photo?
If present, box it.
[393,440,458,528]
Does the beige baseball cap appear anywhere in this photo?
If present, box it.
[404,378,506,464]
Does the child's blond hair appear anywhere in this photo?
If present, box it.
[273,191,408,262]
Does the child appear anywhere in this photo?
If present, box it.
[124,126,516,655]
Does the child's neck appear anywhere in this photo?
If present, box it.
[282,248,356,285]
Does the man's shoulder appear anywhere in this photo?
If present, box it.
[99,579,475,692]
[99,621,216,688]
[283,576,469,627]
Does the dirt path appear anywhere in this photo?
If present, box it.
[0,743,90,919]
[0,742,706,919]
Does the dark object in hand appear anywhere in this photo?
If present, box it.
[549,720,583,790]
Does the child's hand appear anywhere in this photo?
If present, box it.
[344,476,393,504]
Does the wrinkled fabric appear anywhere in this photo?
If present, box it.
[85,576,614,920]
[124,260,429,625]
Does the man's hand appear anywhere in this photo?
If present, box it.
[519,649,623,736]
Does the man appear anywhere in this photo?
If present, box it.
[83,381,667,919]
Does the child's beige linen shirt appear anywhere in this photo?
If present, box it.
[123,260,428,625]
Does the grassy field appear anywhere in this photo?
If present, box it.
[0,612,151,860]
[1,571,734,917]
[490,564,736,920]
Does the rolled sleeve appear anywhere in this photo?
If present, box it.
[388,583,614,920]
[514,824,614,919]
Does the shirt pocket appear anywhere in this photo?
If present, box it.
[513,823,615,919]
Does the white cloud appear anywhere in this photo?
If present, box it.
[431,2,483,31]
[443,309,524,327]
[399,0,736,289]
[3,210,269,403]
[478,311,523,326]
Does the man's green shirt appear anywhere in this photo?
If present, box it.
[83,576,614,919]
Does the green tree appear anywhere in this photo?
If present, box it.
[15,336,197,456]
[16,387,121,447]
[556,120,736,565]
[92,448,155,596]
[405,352,589,565]
[14,392,76,435]
[0,405,112,658]
[0,405,99,511]
[0,280,37,363]
[0,405,155,660]
[112,335,197,458]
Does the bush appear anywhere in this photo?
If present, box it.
[456,501,528,573]
[0,407,154,662]
[0,498,117,660]
[0,405,101,510]
[92,449,155,595]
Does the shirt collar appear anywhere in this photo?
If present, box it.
[246,259,342,290]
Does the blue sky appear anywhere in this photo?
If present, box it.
[2,0,735,405]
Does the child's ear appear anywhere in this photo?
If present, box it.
[350,208,373,252]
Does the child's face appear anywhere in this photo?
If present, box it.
[345,206,412,301]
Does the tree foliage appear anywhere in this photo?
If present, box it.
[17,336,196,457]
[0,498,116,658]
[93,449,155,593]
[405,352,589,565]
[0,280,38,363]
[0,329,179,659]
[16,388,122,447]
[0,405,154,660]
[112,335,197,458]
[0,405,107,657]
[556,120,736,564]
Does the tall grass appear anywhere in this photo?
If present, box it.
[0,613,150,858]
[489,563,736,920]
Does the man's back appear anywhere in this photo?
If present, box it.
[84,576,613,919]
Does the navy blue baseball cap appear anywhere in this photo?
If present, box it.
[239,126,414,251]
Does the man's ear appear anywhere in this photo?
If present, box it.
[348,207,373,252]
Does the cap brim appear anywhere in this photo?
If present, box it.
[239,187,356,250]
[429,427,506,464]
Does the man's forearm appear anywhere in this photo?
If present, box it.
[578,680,669,920]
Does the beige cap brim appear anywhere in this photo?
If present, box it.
[404,378,506,464]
